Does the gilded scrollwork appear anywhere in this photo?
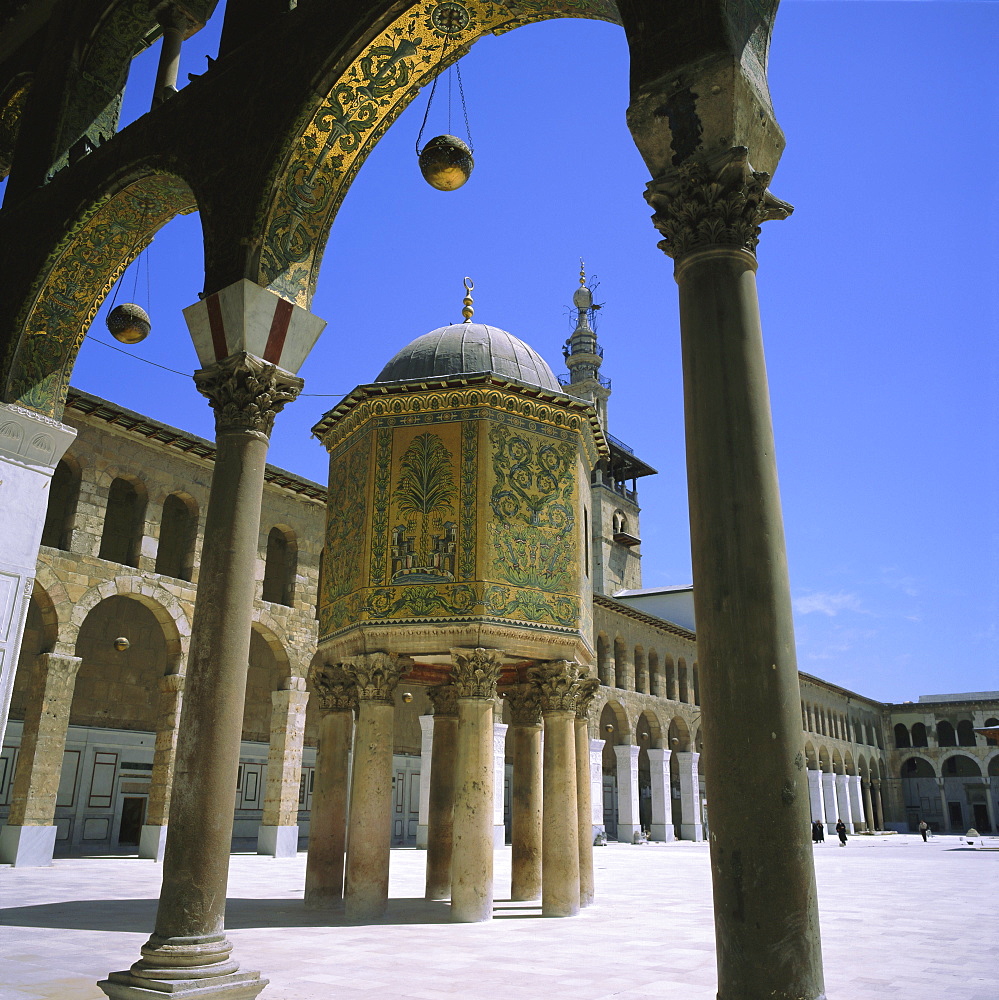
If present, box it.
[646,146,792,260]
[450,646,503,700]
[193,352,303,437]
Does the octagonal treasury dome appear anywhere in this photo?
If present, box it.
[375,323,561,392]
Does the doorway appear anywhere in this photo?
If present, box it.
[972,803,990,832]
[947,801,964,830]
[118,796,146,845]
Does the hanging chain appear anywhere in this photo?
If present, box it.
[416,35,451,154]
[415,34,473,153]
[455,59,473,152]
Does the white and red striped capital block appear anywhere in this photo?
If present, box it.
[183,279,326,374]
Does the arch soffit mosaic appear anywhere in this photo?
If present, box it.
[65,574,190,663]
[4,169,199,417]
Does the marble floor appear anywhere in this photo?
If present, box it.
[2,833,997,1000]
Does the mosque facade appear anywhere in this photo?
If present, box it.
[3,284,996,876]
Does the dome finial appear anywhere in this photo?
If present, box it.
[579,259,586,287]
[461,276,474,322]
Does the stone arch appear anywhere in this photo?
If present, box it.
[7,582,61,723]
[677,656,689,704]
[988,754,999,777]
[899,754,936,779]
[0,75,32,181]
[936,719,957,747]
[984,718,999,748]
[667,714,691,753]
[661,652,676,700]
[155,491,199,582]
[910,721,928,747]
[893,722,910,749]
[595,631,611,686]
[804,741,818,769]
[856,753,868,779]
[243,621,292,743]
[65,574,189,668]
[262,523,298,606]
[831,749,845,774]
[940,752,982,778]
[817,745,832,773]
[636,708,664,749]
[956,719,977,747]
[251,0,624,306]
[99,473,148,567]
[633,644,647,694]
[3,169,199,415]
[613,634,628,690]
[40,452,82,550]
[843,750,856,776]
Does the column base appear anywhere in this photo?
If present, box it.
[650,823,675,842]
[256,824,299,858]
[416,824,429,849]
[98,969,267,999]
[616,823,642,843]
[679,823,703,841]
[0,824,57,866]
[139,825,168,861]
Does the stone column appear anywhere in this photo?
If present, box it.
[343,652,406,921]
[424,683,458,901]
[807,769,825,825]
[645,145,822,998]
[492,721,508,846]
[257,676,309,857]
[449,648,503,923]
[872,779,885,831]
[821,772,838,833]
[614,743,641,842]
[0,403,76,746]
[304,664,355,909]
[647,748,675,842]
[938,778,951,831]
[848,775,865,833]
[416,714,434,849]
[0,652,82,866]
[575,678,600,905]
[835,774,854,833]
[151,6,195,107]
[529,659,581,918]
[139,672,185,861]
[676,750,703,841]
[505,683,543,902]
[861,779,875,834]
[100,353,302,1000]
[589,738,605,838]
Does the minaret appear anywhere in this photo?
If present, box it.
[563,262,610,430]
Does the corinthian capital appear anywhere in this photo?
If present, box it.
[344,652,408,704]
[449,647,504,700]
[193,352,303,436]
[528,659,582,714]
[427,682,458,719]
[503,683,543,727]
[574,676,600,721]
[645,146,793,260]
[310,662,357,712]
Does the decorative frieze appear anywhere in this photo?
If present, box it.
[345,651,408,703]
[528,659,582,714]
[310,662,358,712]
[450,647,503,700]
[193,352,303,437]
[645,146,793,259]
[504,682,543,726]
[427,682,458,719]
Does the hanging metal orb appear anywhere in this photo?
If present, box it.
[418,135,474,191]
[106,303,151,344]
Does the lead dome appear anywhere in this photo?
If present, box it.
[375,322,561,392]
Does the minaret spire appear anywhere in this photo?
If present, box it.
[563,261,610,428]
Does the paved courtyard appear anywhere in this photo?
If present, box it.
[2,834,997,1000]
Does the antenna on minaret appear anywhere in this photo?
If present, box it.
[563,261,610,429]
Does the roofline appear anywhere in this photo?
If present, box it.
[594,592,696,641]
[65,388,327,503]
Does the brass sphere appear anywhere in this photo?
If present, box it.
[418,135,474,191]
[402,692,413,704]
[106,303,151,344]
[113,636,130,652]
[604,723,614,734]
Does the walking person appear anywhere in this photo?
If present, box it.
[836,818,848,847]
[918,818,928,842]
[811,820,824,844]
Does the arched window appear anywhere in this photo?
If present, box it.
[613,637,628,690]
[956,720,977,747]
[936,720,956,747]
[156,493,198,581]
[911,722,928,747]
[677,658,689,704]
[99,477,146,567]
[596,633,611,686]
[648,649,660,696]
[41,457,80,550]
[893,723,911,749]
[262,526,297,606]
[692,664,700,706]
[984,718,999,748]
[942,754,981,778]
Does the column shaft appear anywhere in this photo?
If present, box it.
[0,653,82,866]
[835,774,854,832]
[510,721,542,901]
[425,714,458,900]
[542,710,580,917]
[872,781,884,831]
[492,722,508,846]
[861,780,875,835]
[807,769,825,825]
[613,744,641,842]
[676,750,703,841]
[822,773,838,832]
[258,678,308,857]
[344,699,395,920]
[139,673,185,861]
[574,718,596,904]
[673,237,823,999]
[848,775,864,833]
[305,708,353,908]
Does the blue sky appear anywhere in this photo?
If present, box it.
[59,1,997,703]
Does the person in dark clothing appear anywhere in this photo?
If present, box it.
[918,819,928,842]
[836,819,848,846]
[811,820,825,844]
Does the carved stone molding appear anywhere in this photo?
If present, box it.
[528,659,582,714]
[160,673,185,694]
[575,676,600,721]
[504,682,543,727]
[427,682,458,719]
[193,352,303,437]
[345,652,408,704]
[310,662,358,712]
[645,146,793,260]
[449,647,504,700]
